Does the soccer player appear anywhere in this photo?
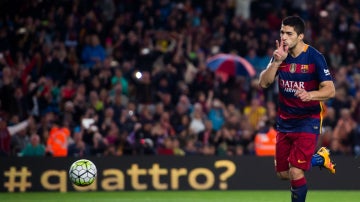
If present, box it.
[258,16,336,202]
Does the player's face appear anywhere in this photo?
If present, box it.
[280,25,303,50]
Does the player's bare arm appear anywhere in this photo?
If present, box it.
[259,40,288,88]
[294,81,335,102]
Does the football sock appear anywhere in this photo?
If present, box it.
[291,178,307,202]
[291,184,307,202]
[311,153,324,167]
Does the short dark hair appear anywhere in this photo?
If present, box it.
[282,16,305,35]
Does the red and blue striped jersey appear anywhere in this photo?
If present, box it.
[276,45,333,135]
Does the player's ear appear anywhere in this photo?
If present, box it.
[298,33,304,41]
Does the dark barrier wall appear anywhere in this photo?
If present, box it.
[0,156,359,192]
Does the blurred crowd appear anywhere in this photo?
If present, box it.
[1,0,360,157]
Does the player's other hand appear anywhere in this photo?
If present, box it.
[273,40,288,63]
[294,86,312,102]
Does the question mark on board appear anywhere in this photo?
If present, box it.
[215,160,236,189]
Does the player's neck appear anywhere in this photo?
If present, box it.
[289,41,306,58]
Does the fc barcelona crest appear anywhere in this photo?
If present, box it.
[301,65,309,73]
[289,63,296,73]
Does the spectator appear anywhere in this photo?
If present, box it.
[0,67,17,117]
[254,120,276,156]
[328,44,343,69]
[189,103,206,135]
[20,134,46,157]
[175,114,192,146]
[170,96,191,134]
[46,122,71,157]
[134,71,154,105]
[0,113,32,156]
[351,90,360,124]
[198,120,217,146]
[207,98,228,131]
[67,128,90,157]
[319,106,337,149]
[243,97,267,131]
[245,48,261,74]
[172,137,185,156]
[111,68,129,96]
[332,108,357,155]
[151,111,175,147]
[104,122,121,149]
[10,123,30,156]
[133,121,156,155]
[331,85,352,120]
[91,132,107,156]
[41,45,67,83]
[157,136,174,155]
[214,126,239,155]
[183,137,199,155]
[61,79,76,102]
[81,34,106,68]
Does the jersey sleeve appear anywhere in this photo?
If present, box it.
[314,52,332,82]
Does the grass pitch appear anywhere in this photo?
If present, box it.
[1,190,360,202]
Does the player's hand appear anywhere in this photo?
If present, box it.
[294,86,313,102]
[273,40,288,63]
